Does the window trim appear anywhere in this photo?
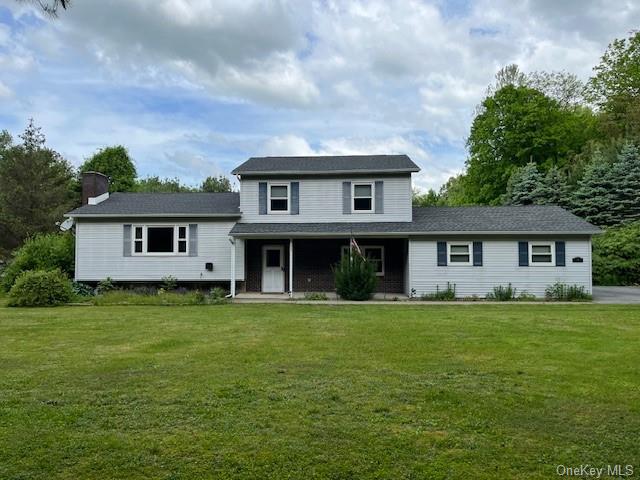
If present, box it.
[340,245,385,276]
[447,241,473,266]
[131,224,189,256]
[267,182,290,214]
[352,182,375,213]
[529,241,555,266]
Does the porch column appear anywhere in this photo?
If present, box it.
[289,238,294,297]
[230,237,236,298]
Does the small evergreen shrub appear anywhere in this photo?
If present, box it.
[72,281,95,297]
[486,284,517,301]
[209,287,228,305]
[421,282,456,301]
[96,277,116,294]
[544,282,592,301]
[303,292,328,301]
[161,275,178,290]
[333,253,377,301]
[8,269,74,307]
[1,233,74,291]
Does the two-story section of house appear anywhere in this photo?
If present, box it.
[66,155,601,298]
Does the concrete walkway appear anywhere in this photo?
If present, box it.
[592,286,640,304]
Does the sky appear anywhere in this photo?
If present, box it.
[0,0,639,191]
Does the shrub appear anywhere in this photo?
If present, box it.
[545,282,592,301]
[303,292,328,301]
[518,291,537,301]
[421,283,456,301]
[486,284,517,301]
[8,269,74,307]
[96,277,116,294]
[72,281,95,297]
[209,287,228,305]
[333,253,377,301]
[91,290,208,306]
[1,233,74,291]
[593,222,640,285]
[161,275,178,290]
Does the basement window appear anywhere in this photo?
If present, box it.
[132,225,189,256]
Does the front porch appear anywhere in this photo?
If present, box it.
[232,237,408,297]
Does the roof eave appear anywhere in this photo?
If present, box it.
[230,229,601,238]
[231,167,420,176]
[66,213,241,219]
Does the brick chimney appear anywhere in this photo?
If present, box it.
[81,172,110,205]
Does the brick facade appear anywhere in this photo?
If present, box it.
[244,238,407,294]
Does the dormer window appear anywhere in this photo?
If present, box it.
[268,183,289,213]
[353,183,374,212]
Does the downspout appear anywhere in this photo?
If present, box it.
[228,237,236,298]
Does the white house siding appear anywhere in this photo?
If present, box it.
[75,220,244,282]
[239,175,412,223]
[409,236,592,298]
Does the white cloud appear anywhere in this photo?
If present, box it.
[0,81,13,98]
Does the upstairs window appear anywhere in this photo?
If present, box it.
[448,242,472,265]
[353,183,374,212]
[530,242,554,265]
[132,225,188,256]
[268,183,289,213]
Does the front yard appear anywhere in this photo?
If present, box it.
[1,304,638,479]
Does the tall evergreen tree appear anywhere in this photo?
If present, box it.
[536,166,571,207]
[571,152,618,226]
[612,143,640,223]
[503,162,544,205]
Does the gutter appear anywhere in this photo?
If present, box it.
[231,168,420,176]
[229,230,601,238]
[65,213,242,219]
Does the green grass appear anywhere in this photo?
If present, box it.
[1,304,638,479]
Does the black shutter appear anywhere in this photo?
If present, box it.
[437,241,447,266]
[473,241,483,266]
[258,182,267,215]
[555,241,566,266]
[518,241,529,266]
[123,224,132,257]
[342,181,351,214]
[290,182,299,215]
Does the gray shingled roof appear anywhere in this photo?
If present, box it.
[230,206,600,236]
[231,155,420,175]
[66,192,240,217]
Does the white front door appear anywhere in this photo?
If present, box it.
[262,245,285,293]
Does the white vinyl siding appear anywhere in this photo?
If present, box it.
[75,220,244,282]
[409,237,592,298]
[239,175,412,223]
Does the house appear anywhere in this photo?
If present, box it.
[65,155,600,298]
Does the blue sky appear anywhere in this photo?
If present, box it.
[1,0,639,190]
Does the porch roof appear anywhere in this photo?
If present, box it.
[230,206,601,237]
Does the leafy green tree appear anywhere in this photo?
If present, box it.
[437,174,473,206]
[80,146,137,192]
[586,31,640,138]
[503,162,544,205]
[0,120,75,252]
[201,175,232,193]
[135,176,195,193]
[412,188,440,207]
[466,85,598,204]
[593,221,640,285]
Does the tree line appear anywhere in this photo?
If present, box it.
[0,121,232,258]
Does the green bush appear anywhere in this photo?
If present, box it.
[96,277,116,294]
[209,287,228,305]
[593,222,640,285]
[91,290,208,306]
[72,281,95,297]
[1,233,74,291]
[544,282,592,301]
[303,292,329,301]
[333,253,377,301]
[8,269,74,307]
[486,284,517,301]
[161,275,178,290]
[421,283,456,301]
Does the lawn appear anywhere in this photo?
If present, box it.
[1,304,638,479]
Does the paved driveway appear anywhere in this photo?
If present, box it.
[593,286,640,304]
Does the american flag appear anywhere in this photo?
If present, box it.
[350,236,362,256]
